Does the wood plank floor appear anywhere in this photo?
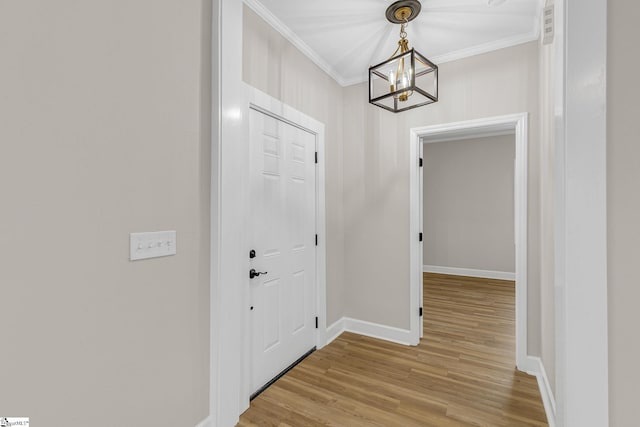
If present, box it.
[237,273,548,426]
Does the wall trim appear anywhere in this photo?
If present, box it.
[423,265,515,281]
[324,317,414,347]
[421,128,514,145]
[523,356,557,427]
[343,317,414,346]
[554,0,609,424]
[195,416,212,427]
[211,0,246,425]
[326,316,416,345]
[243,0,542,88]
[325,318,346,346]
[242,0,347,86]
[429,31,539,69]
[342,32,540,86]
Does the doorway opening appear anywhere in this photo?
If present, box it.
[409,113,529,369]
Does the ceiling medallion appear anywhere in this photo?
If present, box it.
[369,0,438,113]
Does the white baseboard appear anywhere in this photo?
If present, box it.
[343,317,414,346]
[325,317,414,346]
[423,265,516,281]
[326,318,346,345]
[195,416,212,427]
[523,356,556,427]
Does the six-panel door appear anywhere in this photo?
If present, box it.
[249,109,317,395]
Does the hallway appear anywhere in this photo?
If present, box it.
[238,273,548,426]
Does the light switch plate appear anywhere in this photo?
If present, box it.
[130,231,177,261]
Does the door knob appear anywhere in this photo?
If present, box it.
[249,268,268,279]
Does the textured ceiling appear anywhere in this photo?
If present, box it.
[247,0,543,86]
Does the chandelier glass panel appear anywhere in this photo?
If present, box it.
[369,0,438,113]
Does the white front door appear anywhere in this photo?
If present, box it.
[249,108,317,396]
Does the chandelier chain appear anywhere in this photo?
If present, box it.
[400,20,408,39]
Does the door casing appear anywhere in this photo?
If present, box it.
[240,87,328,411]
[408,113,530,370]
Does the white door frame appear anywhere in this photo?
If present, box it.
[240,87,328,411]
[555,0,608,424]
[409,113,529,369]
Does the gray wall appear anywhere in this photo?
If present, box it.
[0,1,211,426]
[343,42,545,356]
[243,6,345,325]
[538,0,556,395]
[608,1,640,424]
[423,135,515,273]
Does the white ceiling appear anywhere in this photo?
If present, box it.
[246,0,543,86]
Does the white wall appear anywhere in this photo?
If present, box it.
[0,1,211,426]
[242,5,345,325]
[343,43,544,355]
[608,1,640,424]
[423,135,515,273]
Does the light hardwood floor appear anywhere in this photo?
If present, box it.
[238,273,548,426]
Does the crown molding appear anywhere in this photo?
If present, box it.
[340,74,369,87]
[243,0,348,86]
[243,0,543,88]
[534,0,546,39]
[429,30,540,67]
[339,31,539,86]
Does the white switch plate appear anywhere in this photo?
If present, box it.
[130,231,177,261]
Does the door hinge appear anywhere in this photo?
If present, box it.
[315,234,318,246]
[315,152,318,164]
[419,232,423,242]
[419,158,423,167]
[419,307,423,317]
[315,317,318,329]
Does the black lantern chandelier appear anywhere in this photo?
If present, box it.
[369,0,438,113]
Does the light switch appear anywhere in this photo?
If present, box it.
[130,231,177,261]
